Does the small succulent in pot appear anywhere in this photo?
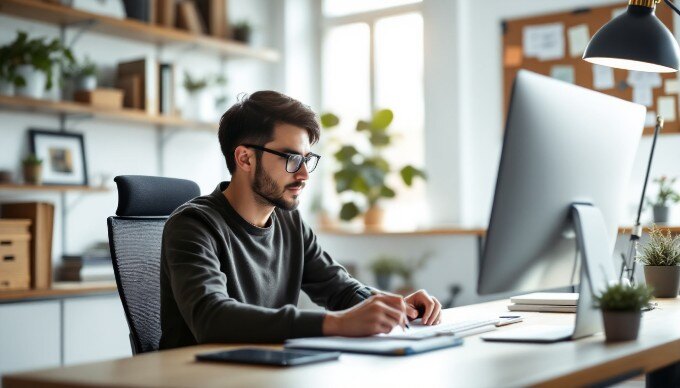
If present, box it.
[595,283,653,342]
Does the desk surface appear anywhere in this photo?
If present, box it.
[4,298,680,388]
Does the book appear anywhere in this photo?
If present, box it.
[159,63,175,115]
[177,1,206,34]
[507,304,577,313]
[195,0,228,38]
[118,74,143,110]
[510,292,579,306]
[117,58,158,115]
[1,202,55,289]
[156,0,176,27]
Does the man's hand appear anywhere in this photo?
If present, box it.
[322,293,410,337]
[404,289,442,325]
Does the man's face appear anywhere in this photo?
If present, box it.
[251,123,312,211]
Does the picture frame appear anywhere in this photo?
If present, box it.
[28,129,88,186]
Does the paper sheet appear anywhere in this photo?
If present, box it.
[593,65,615,90]
[523,23,565,61]
[665,79,680,94]
[504,46,522,67]
[627,71,662,88]
[658,96,677,121]
[633,87,653,107]
[645,111,657,127]
[550,65,575,84]
[567,24,590,57]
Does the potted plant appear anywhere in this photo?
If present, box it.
[182,71,209,121]
[637,226,680,297]
[320,110,426,228]
[4,31,74,99]
[67,56,98,91]
[369,256,402,291]
[595,283,652,342]
[647,176,680,223]
[22,154,43,185]
[0,45,20,96]
[232,21,252,43]
[394,252,432,295]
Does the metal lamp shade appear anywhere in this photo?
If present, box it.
[583,5,680,72]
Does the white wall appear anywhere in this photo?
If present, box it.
[0,0,278,259]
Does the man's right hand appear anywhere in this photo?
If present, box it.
[322,293,410,337]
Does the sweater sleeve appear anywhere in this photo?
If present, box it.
[162,208,325,343]
[299,219,370,311]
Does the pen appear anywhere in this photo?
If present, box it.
[369,289,410,330]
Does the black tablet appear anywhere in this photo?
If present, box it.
[195,348,341,367]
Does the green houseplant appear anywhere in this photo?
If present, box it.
[2,31,74,99]
[637,226,680,297]
[65,56,98,91]
[369,256,402,291]
[320,110,426,226]
[22,154,43,185]
[647,176,680,223]
[232,21,253,43]
[595,283,652,342]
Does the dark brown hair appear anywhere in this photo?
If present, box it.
[218,91,320,173]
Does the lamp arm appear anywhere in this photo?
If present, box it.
[635,116,663,226]
[664,0,680,15]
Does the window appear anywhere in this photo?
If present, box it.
[320,1,426,228]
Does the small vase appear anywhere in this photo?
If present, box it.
[601,310,641,342]
[375,273,392,291]
[644,265,680,297]
[23,164,43,185]
[364,205,384,229]
[75,74,97,91]
[653,205,670,223]
[15,65,47,99]
[0,79,14,96]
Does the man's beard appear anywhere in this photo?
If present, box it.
[252,162,303,211]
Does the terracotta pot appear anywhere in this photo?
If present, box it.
[22,164,42,185]
[644,266,680,298]
[364,205,384,229]
[601,310,641,342]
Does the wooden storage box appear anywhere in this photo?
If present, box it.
[0,219,31,290]
[74,88,124,109]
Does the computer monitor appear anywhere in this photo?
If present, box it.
[477,70,645,342]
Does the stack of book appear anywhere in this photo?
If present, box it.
[60,243,115,282]
[507,292,578,313]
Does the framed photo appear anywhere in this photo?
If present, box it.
[29,129,88,186]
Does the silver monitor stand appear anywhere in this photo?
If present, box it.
[482,203,617,343]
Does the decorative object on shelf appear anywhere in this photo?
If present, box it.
[116,57,156,114]
[369,252,432,293]
[21,154,43,185]
[595,283,652,342]
[195,0,230,38]
[213,73,229,111]
[1,31,74,99]
[647,176,680,223]
[74,88,124,109]
[0,219,32,290]
[64,56,98,93]
[232,20,252,43]
[0,170,12,184]
[177,0,206,34]
[393,251,432,295]
[320,110,426,228]
[28,129,88,186]
[182,71,210,121]
[638,226,680,297]
[369,256,401,291]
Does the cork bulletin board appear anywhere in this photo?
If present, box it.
[502,2,679,135]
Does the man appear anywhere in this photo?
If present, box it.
[159,91,441,349]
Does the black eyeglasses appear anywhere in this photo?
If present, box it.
[243,144,321,173]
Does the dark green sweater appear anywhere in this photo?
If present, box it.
[159,182,369,349]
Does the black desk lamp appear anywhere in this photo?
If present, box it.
[583,0,680,282]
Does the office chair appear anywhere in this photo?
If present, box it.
[107,175,200,354]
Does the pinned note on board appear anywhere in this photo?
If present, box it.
[633,87,654,107]
[658,96,677,121]
[567,24,590,57]
[592,65,614,90]
[665,78,680,94]
[627,71,662,88]
[504,46,523,67]
[523,23,565,61]
[645,111,657,127]
[550,65,575,84]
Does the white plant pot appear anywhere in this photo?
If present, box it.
[15,65,47,99]
[0,79,14,96]
[184,91,212,122]
[75,74,97,91]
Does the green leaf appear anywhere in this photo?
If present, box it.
[320,113,339,128]
[380,185,396,198]
[334,170,355,193]
[356,120,371,131]
[371,109,393,130]
[369,132,391,147]
[333,145,358,162]
[400,165,427,186]
[339,202,361,221]
[349,174,370,194]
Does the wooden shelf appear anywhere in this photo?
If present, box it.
[0,183,109,192]
[0,281,117,303]
[0,95,216,131]
[0,0,279,62]
[319,225,680,236]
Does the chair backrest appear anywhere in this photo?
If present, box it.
[107,175,200,354]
